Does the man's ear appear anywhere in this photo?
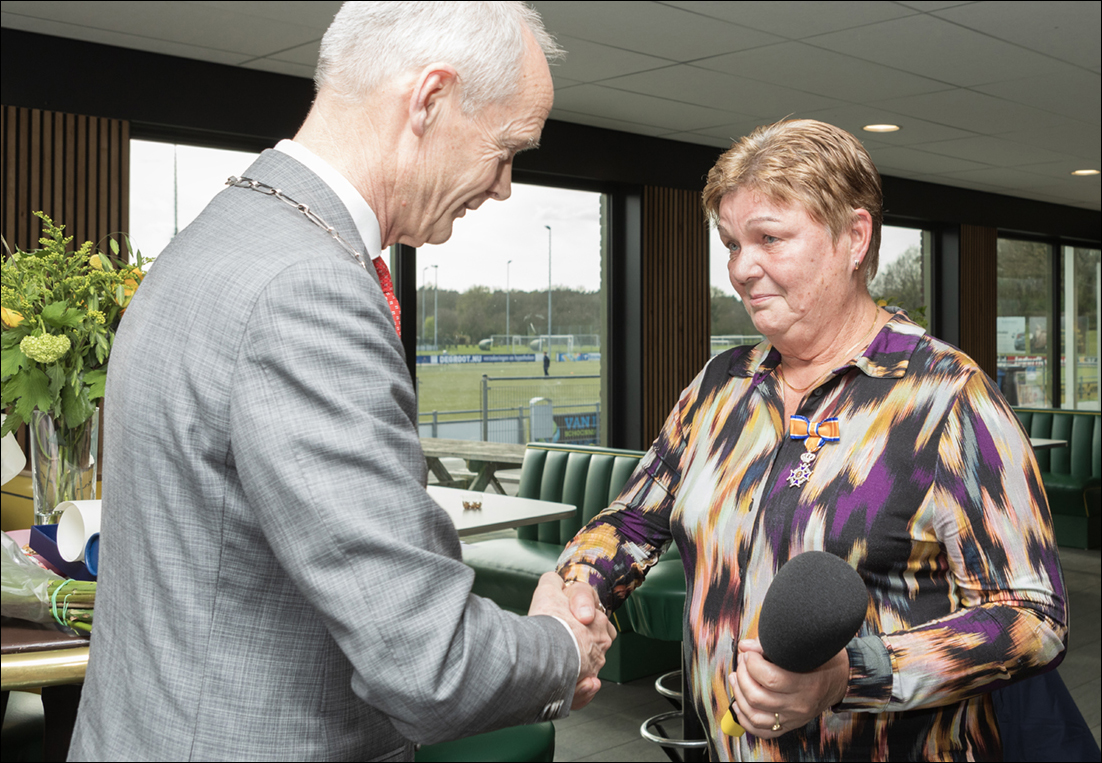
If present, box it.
[409,63,460,138]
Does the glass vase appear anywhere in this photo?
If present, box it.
[28,408,99,526]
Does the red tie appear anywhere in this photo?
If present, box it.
[372,257,401,338]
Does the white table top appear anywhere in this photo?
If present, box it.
[1030,438,1068,450]
[427,486,576,537]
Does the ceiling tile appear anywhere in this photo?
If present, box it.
[693,42,951,103]
[805,13,1065,87]
[544,108,671,138]
[914,136,1075,168]
[941,166,1070,191]
[551,35,673,83]
[895,2,972,11]
[264,39,321,67]
[0,11,249,65]
[870,89,1072,135]
[865,146,990,175]
[933,1,1101,72]
[2,1,319,57]
[550,84,746,132]
[662,1,915,39]
[1025,181,1101,206]
[661,131,733,149]
[1014,160,1102,181]
[240,58,315,79]
[530,0,784,61]
[673,119,781,143]
[551,76,585,89]
[995,124,1102,164]
[187,1,342,30]
[603,65,840,118]
[973,69,1102,126]
[796,105,976,144]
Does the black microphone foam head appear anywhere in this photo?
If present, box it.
[758,551,868,673]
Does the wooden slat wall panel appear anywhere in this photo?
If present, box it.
[2,105,129,464]
[641,186,710,444]
[959,223,998,379]
[1,105,129,256]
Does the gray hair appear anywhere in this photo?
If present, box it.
[315,1,563,112]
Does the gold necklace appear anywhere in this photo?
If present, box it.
[776,307,880,395]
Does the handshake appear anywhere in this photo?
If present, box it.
[528,572,617,710]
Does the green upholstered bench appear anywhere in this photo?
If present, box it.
[415,722,555,762]
[462,443,682,683]
[1014,408,1101,549]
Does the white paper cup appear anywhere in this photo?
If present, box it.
[57,500,102,562]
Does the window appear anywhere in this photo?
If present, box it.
[997,237,1053,407]
[1062,246,1101,410]
[869,225,932,329]
[129,139,257,260]
[414,183,606,445]
[709,227,761,356]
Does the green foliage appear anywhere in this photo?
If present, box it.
[869,245,929,329]
[1,212,146,435]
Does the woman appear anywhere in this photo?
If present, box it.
[557,119,1066,761]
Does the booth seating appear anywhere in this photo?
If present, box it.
[1014,408,1101,549]
[415,722,555,762]
[462,443,683,683]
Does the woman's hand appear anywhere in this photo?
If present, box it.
[727,639,849,739]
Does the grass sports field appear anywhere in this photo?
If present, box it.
[416,356,601,422]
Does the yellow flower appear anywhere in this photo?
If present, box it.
[0,306,24,328]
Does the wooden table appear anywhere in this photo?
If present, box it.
[421,438,527,494]
[1030,438,1068,450]
[426,486,575,536]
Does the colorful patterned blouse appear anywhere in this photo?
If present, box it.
[558,312,1066,761]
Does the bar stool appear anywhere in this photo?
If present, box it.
[624,557,708,762]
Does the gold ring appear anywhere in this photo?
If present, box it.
[771,713,782,732]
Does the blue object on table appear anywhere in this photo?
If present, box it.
[28,525,95,581]
[83,533,100,577]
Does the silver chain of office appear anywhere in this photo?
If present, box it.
[225,176,367,271]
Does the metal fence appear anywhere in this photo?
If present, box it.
[417,374,602,444]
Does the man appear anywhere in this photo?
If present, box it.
[69,3,612,760]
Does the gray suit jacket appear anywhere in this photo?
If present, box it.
[69,150,578,761]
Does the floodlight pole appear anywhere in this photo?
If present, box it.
[506,259,512,340]
[432,264,439,350]
[545,225,552,342]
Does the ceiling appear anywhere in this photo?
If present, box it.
[2,1,1099,211]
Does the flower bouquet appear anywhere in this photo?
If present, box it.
[1,213,146,523]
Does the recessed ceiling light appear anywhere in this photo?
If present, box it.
[863,124,901,133]
[1070,169,1100,176]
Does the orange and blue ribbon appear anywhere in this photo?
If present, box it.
[790,416,840,452]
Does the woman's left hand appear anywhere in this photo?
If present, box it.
[727,639,850,739]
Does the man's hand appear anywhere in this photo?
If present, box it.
[529,572,616,709]
[726,639,849,739]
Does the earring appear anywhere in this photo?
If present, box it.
[853,259,860,271]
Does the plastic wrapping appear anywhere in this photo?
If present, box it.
[1,530,64,623]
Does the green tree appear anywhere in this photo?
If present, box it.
[869,245,925,317]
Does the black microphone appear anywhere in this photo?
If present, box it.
[721,551,868,736]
